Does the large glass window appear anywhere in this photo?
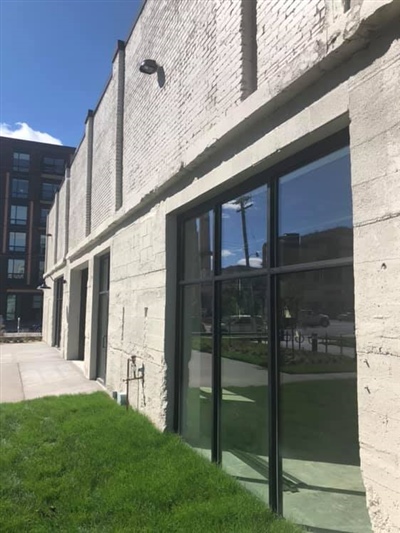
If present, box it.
[8,259,25,280]
[221,186,267,273]
[10,205,28,225]
[180,284,213,459]
[9,232,26,252]
[11,178,29,199]
[278,268,369,530]
[177,137,371,531]
[221,278,269,503]
[13,152,30,172]
[183,211,213,280]
[42,157,65,175]
[278,147,353,265]
[41,182,59,201]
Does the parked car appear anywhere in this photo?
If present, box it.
[298,309,330,327]
[337,311,355,322]
[222,315,267,336]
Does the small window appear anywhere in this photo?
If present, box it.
[6,295,17,320]
[13,152,30,172]
[40,234,46,255]
[41,182,59,201]
[40,208,50,227]
[10,205,28,225]
[9,232,26,252]
[12,178,29,199]
[7,259,25,280]
[33,294,43,309]
[42,157,65,175]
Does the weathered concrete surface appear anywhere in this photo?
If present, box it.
[0,342,101,403]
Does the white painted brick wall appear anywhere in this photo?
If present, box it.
[56,182,67,264]
[46,205,56,271]
[69,137,88,250]
[122,0,244,209]
[91,68,118,231]
[106,202,167,428]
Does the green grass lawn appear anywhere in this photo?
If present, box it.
[0,392,301,533]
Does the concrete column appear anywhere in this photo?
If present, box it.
[64,168,71,257]
[349,21,400,533]
[240,0,257,99]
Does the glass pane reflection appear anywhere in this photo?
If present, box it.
[180,284,213,459]
[220,277,269,503]
[279,147,353,265]
[279,267,371,532]
[183,211,213,279]
[221,185,267,273]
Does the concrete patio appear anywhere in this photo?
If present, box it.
[0,341,101,403]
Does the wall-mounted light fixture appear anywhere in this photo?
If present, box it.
[139,59,159,75]
[36,275,66,290]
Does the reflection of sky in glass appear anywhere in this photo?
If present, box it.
[221,185,267,269]
[279,147,352,236]
[220,147,351,269]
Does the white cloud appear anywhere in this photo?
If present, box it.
[237,256,263,268]
[221,249,234,258]
[222,201,239,211]
[0,122,62,145]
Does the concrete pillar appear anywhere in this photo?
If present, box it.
[114,40,125,211]
[85,109,94,237]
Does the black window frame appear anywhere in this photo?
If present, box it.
[13,152,30,173]
[41,182,59,202]
[42,157,65,176]
[9,231,26,252]
[10,205,28,226]
[175,131,353,515]
[7,258,26,280]
[11,178,29,199]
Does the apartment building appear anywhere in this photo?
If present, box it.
[0,137,75,330]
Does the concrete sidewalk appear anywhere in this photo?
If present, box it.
[0,341,102,403]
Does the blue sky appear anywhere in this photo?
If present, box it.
[0,0,141,147]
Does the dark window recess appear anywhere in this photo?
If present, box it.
[32,294,43,309]
[10,205,28,225]
[42,157,65,175]
[6,295,17,321]
[40,234,46,255]
[13,152,30,172]
[8,258,25,279]
[39,260,45,278]
[9,231,26,252]
[40,208,50,227]
[11,178,29,199]
[41,182,59,201]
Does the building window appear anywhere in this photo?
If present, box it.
[40,208,50,227]
[42,157,65,175]
[10,205,28,225]
[9,231,26,252]
[6,295,17,321]
[39,260,45,278]
[41,182,59,202]
[176,136,369,530]
[13,152,30,172]
[33,294,43,309]
[40,234,46,255]
[7,259,25,280]
[11,178,29,199]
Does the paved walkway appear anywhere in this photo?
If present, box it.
[0,341,102,403]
